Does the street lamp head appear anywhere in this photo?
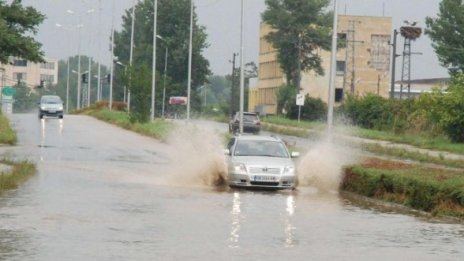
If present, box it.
[87,9,95,14]
[56,23,63,27]
[156,34,163,40]
[116,61,125,67]
[66,9,74,14]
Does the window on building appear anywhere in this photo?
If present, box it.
[40,62,55,70]
[40,74,54,83]
[259,61,282,80]
[13,59,27,67]
[370,34,390,71]
[13,72,27,81]
[336,61,346,75]
[335,88,344,102]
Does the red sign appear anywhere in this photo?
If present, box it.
[169,96,188,105]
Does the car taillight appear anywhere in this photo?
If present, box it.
[255,120,260,125]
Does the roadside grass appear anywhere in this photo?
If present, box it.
[361,143,464,169]
[0,112,17,145]
[0,159,36,193]
[342,158,464,220]
[350,127,464,154]
[80,107,175,141]
[262,115,326,130]
[258,116,464,155]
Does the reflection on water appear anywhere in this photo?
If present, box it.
[39,118,63,161]
[0,228,32,260]
[284,195,296,247]
[229,192,241,248]
[228,191,298,249]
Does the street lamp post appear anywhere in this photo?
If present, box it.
[115,61,127,104]
[162,46,168,118]
[66,57,70,112]
[187,0,193,120]
[151,0,158,121]
[156,35,168,118]
[56,23,79,112]
[66,8,94,110]
[327,0,339,135]
[109,0,115,110]
[239,0,245,133]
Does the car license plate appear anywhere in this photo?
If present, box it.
[253,175,276,182]
[49,110,56,113]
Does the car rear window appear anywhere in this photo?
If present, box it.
[243,114,258,122]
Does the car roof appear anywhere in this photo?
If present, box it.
[235,112,258,116]
[41,95,61,100]
[234,134,282,142]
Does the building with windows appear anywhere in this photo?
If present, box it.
[0,57,58,89]
[250,15,392,115]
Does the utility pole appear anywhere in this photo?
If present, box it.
[229,52,238,117]
[399,23,422,99]
[389,29,399,99]
[344,20,363,94]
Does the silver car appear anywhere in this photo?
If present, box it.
[38,95,64,119]
[225,134,299,190]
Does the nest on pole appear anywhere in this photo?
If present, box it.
[400,26,422,40]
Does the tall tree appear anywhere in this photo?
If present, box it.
[0,0,45,63]
[425,0,464,74]
[113,0,210,115]
[262,0,332,88]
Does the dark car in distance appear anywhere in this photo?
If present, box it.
[229,112,261,134]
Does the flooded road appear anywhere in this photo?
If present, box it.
[0,113,463,260]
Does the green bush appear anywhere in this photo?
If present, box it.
[286,95,327,121]
[0,112,17,145]
[340,93,391,129]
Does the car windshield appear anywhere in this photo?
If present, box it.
[233,140,289,158]
[41,96,61,104]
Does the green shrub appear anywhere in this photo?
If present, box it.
[286,95,327,121]
[341,93,391,129]
[0,112,17,145]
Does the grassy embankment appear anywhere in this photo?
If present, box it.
[0,112,36,193]
[262,115,464,220]
[0,111,17,145]
[342,159,464,219]
[0,158,36,193]
[77,106,175,141]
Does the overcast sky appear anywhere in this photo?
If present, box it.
[22,0,449,80]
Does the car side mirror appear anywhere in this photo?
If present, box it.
[291,151,300,158]
[224,149,230,155]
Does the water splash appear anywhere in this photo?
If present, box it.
[164,123,227,188]
[296,138,361,193]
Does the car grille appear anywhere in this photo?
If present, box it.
[250,181,280,186]
[249,167,281,175]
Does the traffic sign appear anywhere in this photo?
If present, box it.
[296,94,304,106]
[1,87,16,96]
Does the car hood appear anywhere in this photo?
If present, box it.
[230,156,294,167]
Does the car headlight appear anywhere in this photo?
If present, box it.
[283,166,295,175]
[232,163,247,174]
